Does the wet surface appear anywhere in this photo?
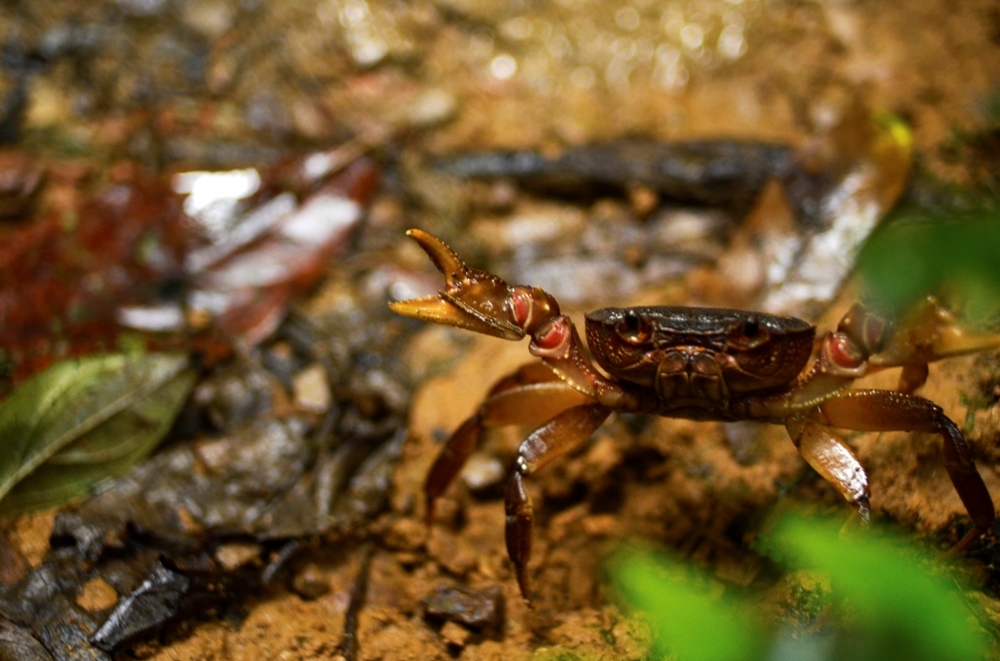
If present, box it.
[0,0,999,659]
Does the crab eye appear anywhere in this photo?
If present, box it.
[728,316,770,349]
[615,310,651,344]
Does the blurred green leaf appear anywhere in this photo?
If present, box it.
[610,547,765,661]
[0,353,195,515]
[857,208,1000,321]
[768,516,988,661]
[614,516,988,661]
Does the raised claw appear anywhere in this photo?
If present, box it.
[870,296,1000,368]
[389,229,528,340]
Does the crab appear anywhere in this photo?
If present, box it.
[390,229,1000,600]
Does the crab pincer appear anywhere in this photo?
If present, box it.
[389,228,534,340]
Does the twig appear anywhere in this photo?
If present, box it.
[340,543,375,661]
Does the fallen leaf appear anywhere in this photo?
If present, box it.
[0,353,195,515]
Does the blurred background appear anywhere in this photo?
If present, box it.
[1,1,999,659]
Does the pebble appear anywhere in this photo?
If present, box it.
[405,89,458,129]
[423,584,504,631]
[292,363,332,414]
[215,542,263,570]
[460,454,505,494]
[385,517,426,552]
[291,563,331,600]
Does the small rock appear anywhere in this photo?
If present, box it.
[722,421,761,465]
[292,363,331,414]
[192,364,276,432]
[423,584,504,631]
[439,621,470,647]
[461,454,505,494]
[385,517,426,552]
[627,184,659,218]
[181,0,235,38]
[291,563,331,600]
[406,89,458,129]
[214,542,262,570]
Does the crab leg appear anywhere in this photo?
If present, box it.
[810,389,996,533]
[424,363,593,524]
[505,403,611,600]
[786,416,871,522]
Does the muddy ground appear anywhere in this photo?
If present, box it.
[4,0,1000,658]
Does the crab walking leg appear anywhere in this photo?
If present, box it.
[813,389,996,532]
[786,416,871,522]
[424,363,594,523]
[505,403,611,600]
[896,364,930,394]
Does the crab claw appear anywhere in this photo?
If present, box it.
[870,296,1000,367]
[389,229,528,340]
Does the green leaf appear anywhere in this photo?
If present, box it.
[0,353,196,515]
[857,208,1000,321]
[610,547,764,661]
[769,516,988,661]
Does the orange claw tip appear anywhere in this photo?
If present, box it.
[389,293,525,340]
[389,295,467,325]
[404,228,468,286]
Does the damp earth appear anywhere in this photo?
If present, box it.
[2,0,1000,659]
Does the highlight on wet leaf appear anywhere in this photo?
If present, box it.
[608,546,765,661]
[0,353,196,516]
[857,206,1000,322]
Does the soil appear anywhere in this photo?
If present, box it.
[5,0,1000,658]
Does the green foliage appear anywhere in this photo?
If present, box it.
[610,547,764,661]
[856,206,1000,322]
[610,515,988,661]
[772,516,986,661]
[0,353,196,515]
